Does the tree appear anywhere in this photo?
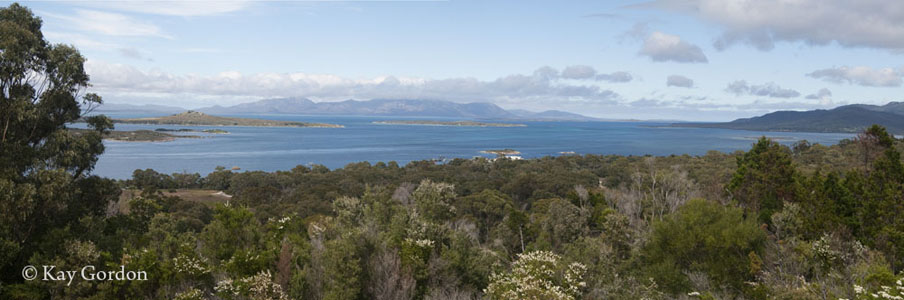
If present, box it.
[642,199,765,295]
[856,125,895,171]
[856,126,904,270]
[456,189,513,243]
[411,180,456,222]
[0,3,115,289]
[728,137,798,223]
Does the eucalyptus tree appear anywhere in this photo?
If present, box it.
[0,2,116,291]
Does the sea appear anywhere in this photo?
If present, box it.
[78,114,855,179]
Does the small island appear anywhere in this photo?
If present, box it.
[71,129,201,142]
[481,149,521,156]
[115,111,343,128]
[373,120,526,127]
[155,128,230,134]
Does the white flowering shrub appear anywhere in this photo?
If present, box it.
[215,278,239,297]
[849,279,904,300]
[174,288,205,300]
[173,254,209,276]
[485,251,587,300]
[214,270,288,300]
[412,180,457,221]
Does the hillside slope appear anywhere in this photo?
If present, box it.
[674,105,904,134]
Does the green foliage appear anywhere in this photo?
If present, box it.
[321,233,363,300]
[200,205,263,264]
[728,137,798,223]
[412,179,457,222]
[0,2,117,292]
[856,126,904,270]
[529,198,586,252]
[642,199,765,295]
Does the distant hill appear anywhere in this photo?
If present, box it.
[114,111,343,128]
[196,98,598,121]
[508,109,600,121]
[848,101,904,116]
[95,103,186,114]
[674,104,904,134]
[199,98,517,119]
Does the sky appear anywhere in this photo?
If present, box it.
[7,0,904,121]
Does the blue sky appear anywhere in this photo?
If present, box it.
[9,0,904,121]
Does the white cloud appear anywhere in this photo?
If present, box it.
[561,65,597,79]
[805,88,832,100]
[807,66,902,87]
[80,1,250,17]
[639,31,708,63]
[558,65,633,83]
[725,80,800,98]
[85,61,620,107]
[630,98,662,107]
[805,88,833,105]
[42,9,172,39]
[641,0,904,52]
[596,71,633,83]
[666,75,694,88]
[43,31,120,50]
[117,47,147,60]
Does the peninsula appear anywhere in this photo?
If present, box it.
[70,129,200,142]
[114,111,343,128]
[155,128,230,134]
[373,120,526,127]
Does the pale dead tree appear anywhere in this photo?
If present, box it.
[605,181,643,229]
[276,239,292,292]
[608,159,700,228]
[660,165,698,214]
[367,249,416,300]
[392,182,417,208]
[451,219,479,244]
[574,184,589,210]
[304,221,327,299]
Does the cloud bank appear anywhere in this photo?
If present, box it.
[807,66,903,87]
[725,80,800,98]
[85,61,621,107]
[44,9,172,39]
[642,0,904,52]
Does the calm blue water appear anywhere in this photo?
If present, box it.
[80,114,854,179]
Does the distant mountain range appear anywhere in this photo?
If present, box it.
[97,98,601,121]
[674,102,904,134]
[93,103,186,114]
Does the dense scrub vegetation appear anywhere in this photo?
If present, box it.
[105,129,904,300]
[3,3,904,299]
